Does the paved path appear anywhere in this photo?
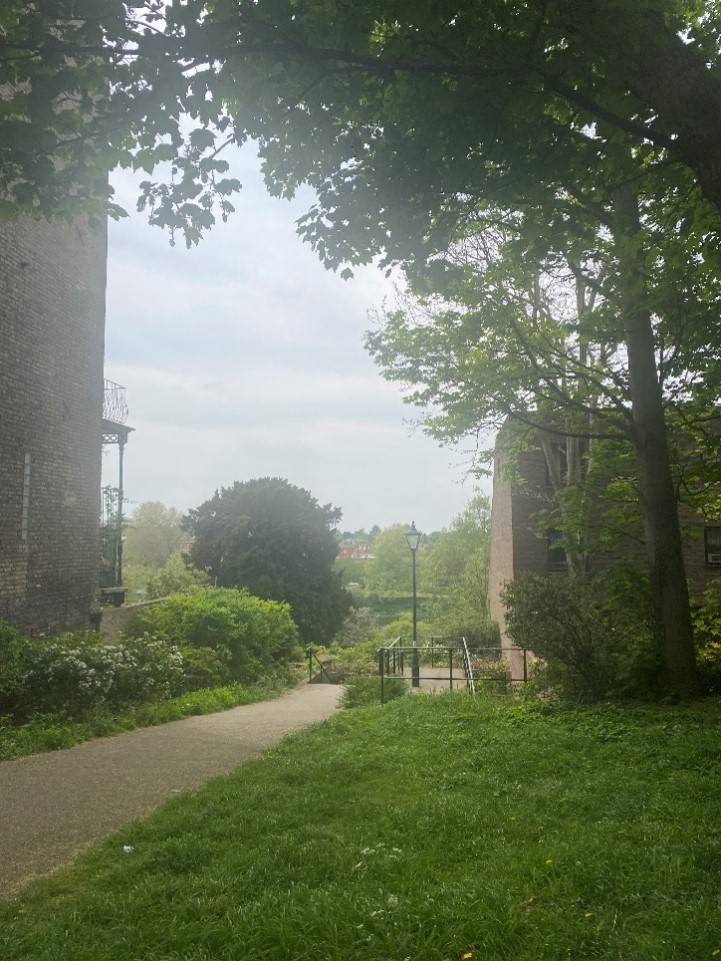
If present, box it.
[401,660,463,693]
[0,683,341,898]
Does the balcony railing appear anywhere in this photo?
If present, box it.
[103,379,129,425]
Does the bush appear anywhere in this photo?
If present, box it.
[692,579,721,694]
[178,645,233,692]
[0,630,186,722]
[341,675,407,708]
[502,570,663,701]
[0,622,30,711]
[502,574,616,700]
[329,608,379,648]
[145,551,211,599]
[130,588,303,683]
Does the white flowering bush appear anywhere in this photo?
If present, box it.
[1,630,186,721]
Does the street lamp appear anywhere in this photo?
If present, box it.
[405,521,421,688]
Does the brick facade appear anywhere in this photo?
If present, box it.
[489,424,721,672]
[0,217,107,633]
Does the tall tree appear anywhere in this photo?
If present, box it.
[424,495,496,647]
[124,501,186,569]
[365,524,420,596]
[184,477,350,646]
[367,185,721,695]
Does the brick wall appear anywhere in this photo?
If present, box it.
[489,427,721,651]
[0,217,107,634]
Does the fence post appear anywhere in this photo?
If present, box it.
[379,648,386,705]
[449,647,453,691]
[306,647,313,683]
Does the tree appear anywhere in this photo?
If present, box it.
[2,3,721,233]
[424,495,498,647]
[124,501,186,569]
[367,196,721,694]
[183,478,350,646]
[5,1,720,694]
[365,524,420,596]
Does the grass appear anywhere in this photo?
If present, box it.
[2,694,721,960]
[0,673,298,762]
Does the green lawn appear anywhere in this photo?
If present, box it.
[2,694,720,960]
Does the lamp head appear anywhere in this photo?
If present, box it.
[405,521,421,552]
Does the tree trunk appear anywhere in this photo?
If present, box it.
[613,186,698,698]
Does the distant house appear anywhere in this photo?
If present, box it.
[0,218,108,633]
[488,421,721,678]
[338,539,375,560]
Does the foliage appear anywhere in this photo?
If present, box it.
[3,696,721,959]
[328,608,379,648]
[502,573,659,701]
[176,645,233,693]
[341,675,406,709]
[363,524,421,595]
[145,550,211,599]
[322,639,381,676]
[3,3,721,237]
[124,501,186,569]
[423,494,498,646]
[691,578,721,694]
[184,478,351,646]
[0,674,297,762]
[121,563,155,600]
[130,588,303,683]
[0,631,186,723]
[0,621,29,708]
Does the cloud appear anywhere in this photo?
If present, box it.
[103,147,490,531]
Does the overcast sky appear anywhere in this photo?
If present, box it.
[102,145,492,534]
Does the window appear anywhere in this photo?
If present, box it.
[547,528,567,572]
[705,527,721,566]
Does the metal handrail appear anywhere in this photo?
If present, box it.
[379,636,403,676]
[460,636,476,696]
[306,647,335,684]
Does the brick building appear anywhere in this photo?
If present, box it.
[0,217,107,633]
[489,422,721,676]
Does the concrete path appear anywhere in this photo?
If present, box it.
[0,683,341,898]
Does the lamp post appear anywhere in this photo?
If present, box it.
[405,521,421,688]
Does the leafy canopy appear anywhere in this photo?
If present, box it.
[184,477,350,646]
[3,1,721,252]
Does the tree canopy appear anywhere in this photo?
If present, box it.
[124,501,186,569]
[2,2,721,247]
[184,477,350,646]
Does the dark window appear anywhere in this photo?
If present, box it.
[705,527,721,566]
[547,529,567,572]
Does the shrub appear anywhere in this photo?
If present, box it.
[178,645,233,692]
[341,675,407,708]
[0,622,30,713]
[692,579,721,694]
[502,574,616,700]
[145,551,211,599]
[502,570,662,701]
[0,630,186,722]
[130,588,303,683]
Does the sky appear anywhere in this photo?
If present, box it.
[102,145,493,534]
